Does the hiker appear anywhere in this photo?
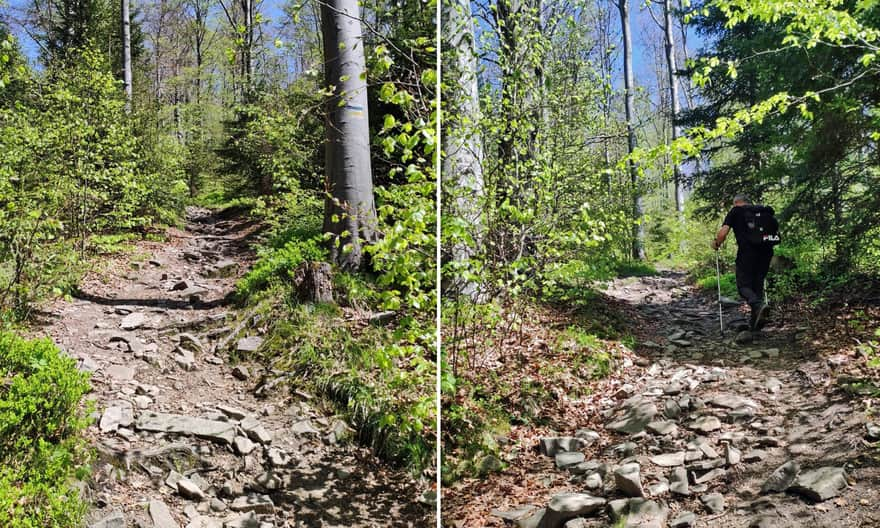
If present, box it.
[711,194,780,330]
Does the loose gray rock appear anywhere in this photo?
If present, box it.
[89,509,125,528]
[542,493,605,528]
[650,452,685,467]
[725,444,742,466]
[236,336,263,353]
[670,511,696,528]
[149,500,179,528]
[614,463,645,498]
[230,494,274,514]
[669,466,690,496]
[788,466,848,501]
[607,398,658,434]
[866,423,880,441]
[646,420,677,435]
[216,405,248,420]
[99,402,134,433]
[492,506,546,528]
[708,393,759,410]
[538,437,587,457]
[584,472,603,490]
[136,412,236,445]
[120,312,147,330]
[689,416,722,433]
[266,447,292,468]
[175,348,197,371]
[555,451,585,470]
[177,478,205,500]
[240,417,272,444]
[233,436,256,456]
[762,461,800,493]
[574,429,600,445]
[700,493,725,513]
[693,468,726,485]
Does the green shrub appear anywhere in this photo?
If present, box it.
[696,272,738,298]
[0,332,91,527]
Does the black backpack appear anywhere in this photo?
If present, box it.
[742,205,781,247]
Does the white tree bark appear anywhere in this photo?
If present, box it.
[618,0,645,260]
[442,0,484,287]
[320,0,377,270]
[664,0,684,215]
[122,0,132,111]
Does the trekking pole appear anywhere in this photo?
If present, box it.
[715,249,724,335]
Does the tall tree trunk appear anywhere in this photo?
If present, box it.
[121,0,132,111]
[663,0,684,216]
[618,0,645,260]
[443,0,484,295]
[320,0,377,271]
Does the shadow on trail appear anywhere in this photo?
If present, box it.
[71,290,233,310]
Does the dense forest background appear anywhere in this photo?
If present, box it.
[441,0,880,486]
[0,0,437,523]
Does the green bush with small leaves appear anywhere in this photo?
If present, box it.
[0,331,92,527]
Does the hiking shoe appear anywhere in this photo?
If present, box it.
[752,302,769,330]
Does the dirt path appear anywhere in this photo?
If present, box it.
[36,208,429,528]
[481,272,880,528]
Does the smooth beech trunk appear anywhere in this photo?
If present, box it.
[443,0,484,282]
[122,0,132,111]
[664,0,684,215]
[320,0,377,270]
[618,0,646,260]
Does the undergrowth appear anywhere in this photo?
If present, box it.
[232,199,435,475]
[441,284,632,483]
[0,332,92,526]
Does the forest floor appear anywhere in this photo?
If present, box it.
[31,207,429,528]
[445,271,880,528]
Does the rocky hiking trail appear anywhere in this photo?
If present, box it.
[486,271,880,528]
[35,208,428,528]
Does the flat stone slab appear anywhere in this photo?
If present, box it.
[120,312,147,330]
[762,461,800,493]
[646,420,678,435]
[556,451,585,469]
[230,494,274,514]
[607,399,658,434]
[789,466,848,501]
[542,493,605,528]
[236,336,263,353]
[148,500,178,528]
[650,452,685,467]
[136,411,235,444]
[701,493,725,513]
[708,393,760,410]
[689,416,722,433]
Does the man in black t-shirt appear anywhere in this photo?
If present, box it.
[711,195,773,330]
